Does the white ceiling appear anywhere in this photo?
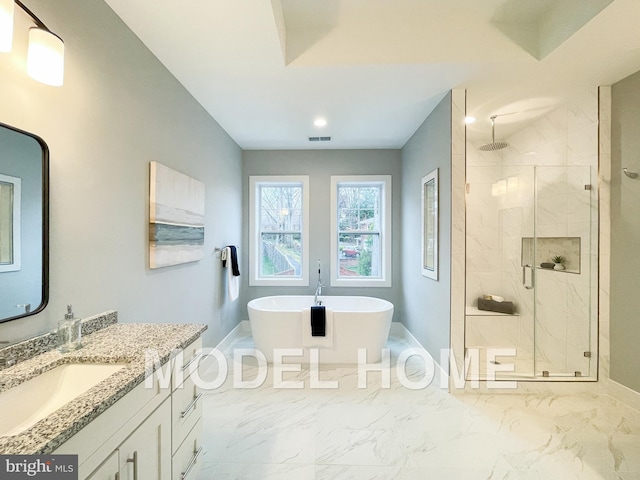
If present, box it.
[103,0,640,149]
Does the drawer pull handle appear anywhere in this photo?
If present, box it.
[181,393,203,418]
[126,451,138,480]
[181,352,202,372]
[181,446,203,480]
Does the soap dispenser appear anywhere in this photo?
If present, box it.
[57,304,82,352]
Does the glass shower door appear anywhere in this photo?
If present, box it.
[464,161,597,382]
[532,165,594,378]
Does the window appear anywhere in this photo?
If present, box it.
[249,176,309,286]
[330,175,391,287]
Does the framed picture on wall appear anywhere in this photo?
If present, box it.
[421,168,438,280]
[149,161,205,269]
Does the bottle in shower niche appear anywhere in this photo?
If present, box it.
[57,304,82,352]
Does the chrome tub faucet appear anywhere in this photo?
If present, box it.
[314,260,324,306]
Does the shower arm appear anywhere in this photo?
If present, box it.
[490,115,497,143]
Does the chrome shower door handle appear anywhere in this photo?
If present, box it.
[522,264,534,290]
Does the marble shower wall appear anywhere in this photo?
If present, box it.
[466,90,599,377]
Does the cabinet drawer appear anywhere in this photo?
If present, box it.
[172,422,202,480]
[171,373,202,454]
[172,338,203,390]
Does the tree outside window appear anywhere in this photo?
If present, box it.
[249,176,310,287]
[336,183,383,279]
[331,175,391,287]
[258,184,303,277]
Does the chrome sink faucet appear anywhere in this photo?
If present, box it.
[314,260,324,306]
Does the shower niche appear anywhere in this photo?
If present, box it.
[464,97,598,381]
[521,236,581,274]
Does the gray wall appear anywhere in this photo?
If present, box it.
[241,149,403,320]
[0,0,243,347]
[400,92,452,365]
[610,70,640,393]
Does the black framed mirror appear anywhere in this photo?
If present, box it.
[0,122,49,323]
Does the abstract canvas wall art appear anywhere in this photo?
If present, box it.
[149,161,205,268]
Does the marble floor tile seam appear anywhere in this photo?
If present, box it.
[463,402,640,439]
[196,429,639,473]
[195,460,628,480]
[196,427,633,478]
[204,421,574,468]
[197,375,450,402]
[205,402,470,435]
[212,428,413,468]
[198,462,551,480]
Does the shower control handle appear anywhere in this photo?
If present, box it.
[522,264,534,290]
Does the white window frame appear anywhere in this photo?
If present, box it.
[249,175,309,286]
[0,173,21,273]
[330,175,391,287]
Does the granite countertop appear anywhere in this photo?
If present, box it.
[0,321,206,455]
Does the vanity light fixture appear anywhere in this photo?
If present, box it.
[27,26,64,86]
[2,0,64,86]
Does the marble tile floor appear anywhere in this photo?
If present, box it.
[195,331,640,479]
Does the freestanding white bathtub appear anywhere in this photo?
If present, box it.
[247,295,394,364]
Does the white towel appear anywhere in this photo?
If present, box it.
[221,246,239,302]
[302,307,333,347]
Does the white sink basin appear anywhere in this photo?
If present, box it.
[0,363,125,437]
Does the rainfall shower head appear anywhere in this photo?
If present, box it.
[479,115,509,151]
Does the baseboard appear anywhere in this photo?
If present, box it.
[608,379,640,413]
[198,320,249,375]
[391,322,448,389]
[215,320,249,351]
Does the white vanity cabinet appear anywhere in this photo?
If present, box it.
[118,399,171,480]
[86,400,171,480]
[54,337,203,480]
[170,339,204,480]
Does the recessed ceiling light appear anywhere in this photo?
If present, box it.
[313,118,327,127]
[464,116,476,124]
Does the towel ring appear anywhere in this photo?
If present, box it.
[623,167,638,179]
